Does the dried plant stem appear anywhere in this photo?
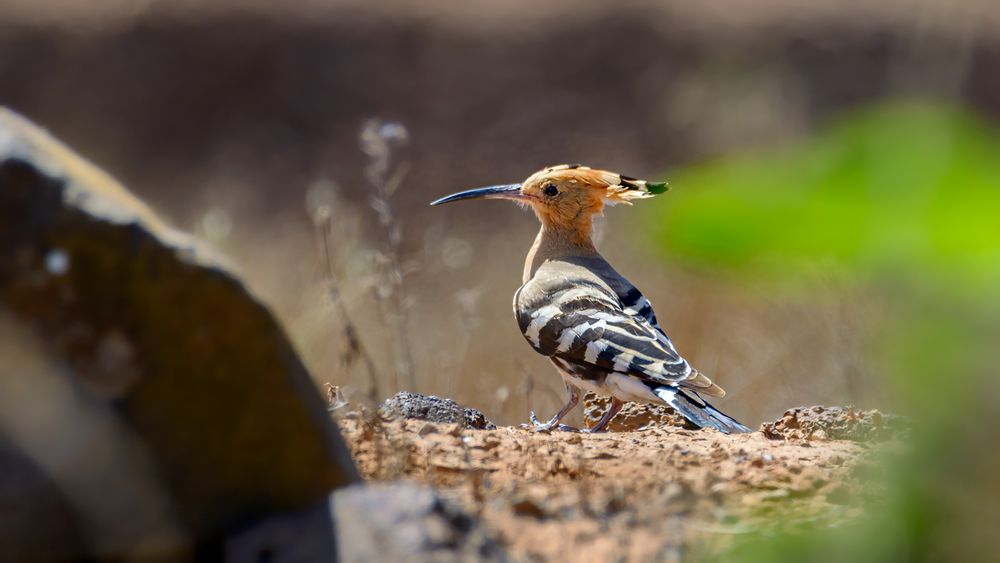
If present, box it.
[317,220,379,401]
[372,163,415,392]
[359,119,414,393]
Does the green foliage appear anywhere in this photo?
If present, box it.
[646,101,1000,296]
[642,102,1000,562]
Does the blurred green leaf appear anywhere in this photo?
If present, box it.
[646,101,1000,296]
[653,102,1000,562]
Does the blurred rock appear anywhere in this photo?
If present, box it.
[0,436,87,562]
[228,482,507,563]
[761,405,910,442]
[331,482,504,562]
[224,498,336,563]
[0,108,359,557]
[583,392,696,432]
[380,391,497,429]
[0,316,189,559]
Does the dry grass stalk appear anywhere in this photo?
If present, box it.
[361,118,416,393]
[313,211,380,401]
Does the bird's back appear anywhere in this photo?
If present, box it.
[515,255,666,345]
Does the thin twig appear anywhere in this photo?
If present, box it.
[362,120,415,392]
[316,217,380,402]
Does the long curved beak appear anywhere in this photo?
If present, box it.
[430,184,523,206]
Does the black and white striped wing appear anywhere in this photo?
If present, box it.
[620,286,660,327]
[518,286,694,385]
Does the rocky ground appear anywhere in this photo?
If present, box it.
[336,392,905,561]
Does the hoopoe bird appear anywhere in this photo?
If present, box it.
[431,164,750,434]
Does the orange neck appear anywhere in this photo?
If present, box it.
[523,218,598,283]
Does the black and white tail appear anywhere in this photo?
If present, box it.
[654,386,751,434]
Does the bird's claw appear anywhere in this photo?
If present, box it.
[519,411,581,432]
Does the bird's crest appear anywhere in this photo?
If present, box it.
[538,164,669,205]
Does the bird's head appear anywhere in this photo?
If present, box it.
[431,164,668,233]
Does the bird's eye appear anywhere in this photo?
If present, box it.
[543,184,559,197]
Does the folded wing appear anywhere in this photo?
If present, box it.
[517,283,724,396]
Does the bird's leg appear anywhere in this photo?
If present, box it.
[585,398,624,433]
[522,383,580,432]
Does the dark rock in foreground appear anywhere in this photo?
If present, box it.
[0,108,359,559]
[331,482,504,562]
[380,391,497,430]
[226,481,505,562]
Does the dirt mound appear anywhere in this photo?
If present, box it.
[582,393,696,431]
[340,403,884,561]
[761,405,910,442]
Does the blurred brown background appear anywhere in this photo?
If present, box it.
[3,0,998,426]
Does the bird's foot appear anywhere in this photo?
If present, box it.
[519,411,581,432]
